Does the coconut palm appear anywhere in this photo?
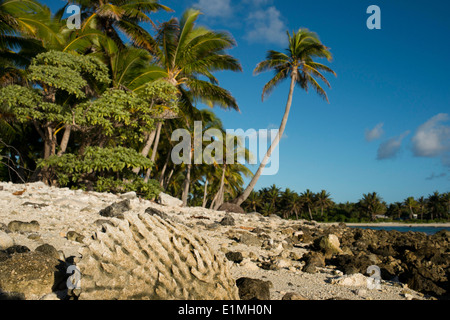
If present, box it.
[316,189,333,217]
[404,197,418,220]
[301,189,316,220]
[427,191,442,220]
[243,190,263,213]
[359,192,385,221]
[67,0,172,51]
[232,28,335,206]
[130,9,242,175]
[147,9,242,109]
[416,196,426,221]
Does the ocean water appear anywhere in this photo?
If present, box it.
[349,226,450,235]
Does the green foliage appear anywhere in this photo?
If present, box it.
[242,186,449,223]
[38,146,160,199]
[141,79,180,117]
[95,177,161,200]
[75,88,155,141]
[29,50,111,98]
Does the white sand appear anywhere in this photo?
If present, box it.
[0,182,432,300]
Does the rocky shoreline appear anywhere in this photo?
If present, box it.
[0,182,448,300]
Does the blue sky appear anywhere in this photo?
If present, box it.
[49,0,450,203]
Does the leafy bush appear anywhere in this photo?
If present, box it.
[39,146,161,200]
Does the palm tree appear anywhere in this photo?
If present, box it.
[232,28,335,206]
[404,197,418,220]
[416,196,426,220]
[359,192,385,221]
[441,192,450,220]
[301,189,316,220]
[279,188,302,219]
[210,134,253,210]
[427,191,442,220]
[243,190,262,213]
[149,9,242,109]
[69,0,172,51]
[316,190,333,218]
[130,9,242,175]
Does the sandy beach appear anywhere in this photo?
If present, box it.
[2,182,447,300]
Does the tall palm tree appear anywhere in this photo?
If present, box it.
[301,189,316,220]
[427,191,442,220]
[232,28,335,206]
[279,188,300,219]
[416,196,426,221]
[243,190,262,213]
[360,192,385,221]
[68,0,172,51]
[316,189,333,217]
[130,9,242,175]
[404,196,418,220]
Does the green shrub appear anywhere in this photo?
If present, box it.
[39,146,161,200]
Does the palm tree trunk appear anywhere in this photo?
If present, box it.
[181,163,191,206]
[233,71,297,206]
[158,150,172,187]
[202,180,209,208]
[132,129,157,175]
[144,122,163,182]
[181,149,193,206]
[164,168,174,190]
[213,164,227,210]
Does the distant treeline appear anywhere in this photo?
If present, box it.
[240,185,450,222]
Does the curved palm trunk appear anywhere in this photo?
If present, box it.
[181,163,191,206]
[158,150,172,187]
[144,122,163,182]
[132,129,157,175]
[181,149,193,206]
[233,71,297,206]
[202,179,209,208]
[213,164,227,210]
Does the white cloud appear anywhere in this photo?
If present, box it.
[377,131,410,160]
[244,6,287,45]
[412,113,450,163]
[365,123,384,142]
[192,0,233,18]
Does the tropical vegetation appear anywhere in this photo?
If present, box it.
[0,0,448,223]
[242,186,450,222]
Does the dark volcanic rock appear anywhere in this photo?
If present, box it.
[218,203,245,214]
[0,252,66,299]
[219,214,235,226]
[99,199,131,219]
[225,251,243,264]
[236,277,271,300]
[321,226,450,298]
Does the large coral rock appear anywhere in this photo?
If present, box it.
[77,212,239,300]
[0,252,65,299]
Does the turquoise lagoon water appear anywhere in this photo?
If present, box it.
[349,226,450,235]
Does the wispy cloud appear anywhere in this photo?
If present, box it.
[365,123,384,142]
[377,131,410,160]
[192,0,233,18]
[412,113,450,166]
[243,6,287,45]
[425,172,447,181]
